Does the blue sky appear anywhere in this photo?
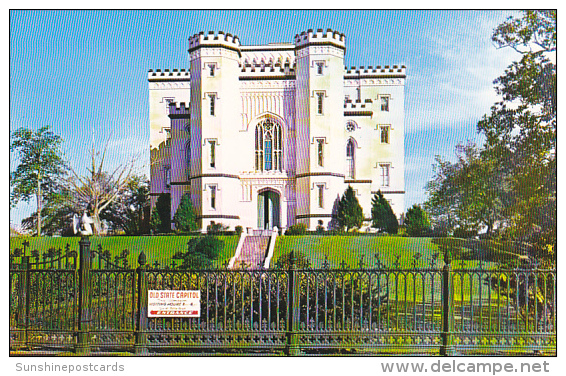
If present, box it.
[9,10,520,228]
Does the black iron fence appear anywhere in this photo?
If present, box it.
[9,237,556,356]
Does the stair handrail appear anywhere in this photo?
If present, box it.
[228,231,247,269]
[263,227,278,269]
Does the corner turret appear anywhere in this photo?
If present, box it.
[188,31,241,56]
[294,28,346,50]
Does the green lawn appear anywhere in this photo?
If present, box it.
[9,234,515,310]
[273,235,444,268]
[10,234,499,272]
[9,235,239,268]
[272,235,503,305]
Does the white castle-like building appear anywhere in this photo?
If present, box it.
[149,29,405,232]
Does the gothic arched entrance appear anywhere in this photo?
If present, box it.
[257,190,280,229]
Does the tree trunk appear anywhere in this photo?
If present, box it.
[36,176,42,237]
[92,206,103,235]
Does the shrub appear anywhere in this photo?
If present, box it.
[275,251,311,269]
[235,225,243,236]
[404,204,432,237]
[453,227,478,239]
[173,194,198,232]
[285,223,307,235]
[173,235,224,269]
[315,220,325,234]
[207,221,228,235]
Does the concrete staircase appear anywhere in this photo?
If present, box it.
[232,236,270,269]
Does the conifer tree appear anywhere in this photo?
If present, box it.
[337,185,364,231]
[150,193,171,233]
[173,193,198,232]
[371,190,398,234]
[404,204,431,237]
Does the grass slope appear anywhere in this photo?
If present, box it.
[9,236,239,268]
[273,236,443,268]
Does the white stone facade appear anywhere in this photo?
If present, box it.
[149,29,405,232]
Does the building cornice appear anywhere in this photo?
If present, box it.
[295,172,345,179]
[296,214,335,219]
[170,181,191,186]
[188,44,242,57]
[190,173,240,180]
[295,41,346,52]
[371,190,405,195]
[198,214,240,220]
[345,179,372,184]
[344,111,373,117]
[239,75,295,81]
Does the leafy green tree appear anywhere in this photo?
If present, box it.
[173,193,198,232]
[425,142,508,236]
[101,175,150,235]
[336,185,364,231]
[21,188,75,236]
[10,126,68,236]
[150,193,171,233]
[480,10,556,259]
[371,190,398,234]
[425,11,556,256]
[404,204,431,237]
[173,235,224,269]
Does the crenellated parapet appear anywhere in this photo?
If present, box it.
[188,31,241,56]
[239,59,296,77]
[168,102,190,118]
[344,65,406,78]
[294,28,346,50]
[148,68,190,81]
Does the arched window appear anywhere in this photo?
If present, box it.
[346,139,355,179]
[255,119,282,171]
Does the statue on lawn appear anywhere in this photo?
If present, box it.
[73,211,94,236]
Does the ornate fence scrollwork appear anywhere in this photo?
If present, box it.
[9,237,557,356]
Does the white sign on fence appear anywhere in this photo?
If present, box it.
[148,290,200,317]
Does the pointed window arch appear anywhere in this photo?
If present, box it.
[346,138,356,179]
[255,119,282,172]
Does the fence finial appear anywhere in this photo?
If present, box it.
[138,251,147,266]
[289,250,296,269]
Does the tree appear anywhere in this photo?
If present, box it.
[425,142,508,236]
[173,194,198,232]
[371,190,398,234]
[10,126,67,236]
[479,10,556,258]
[336,185,364,231]
[100,175,150,235]
[67,139,136,234]
[21,188,76,236]
[404,204,431,237]
[150,193,171,233]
